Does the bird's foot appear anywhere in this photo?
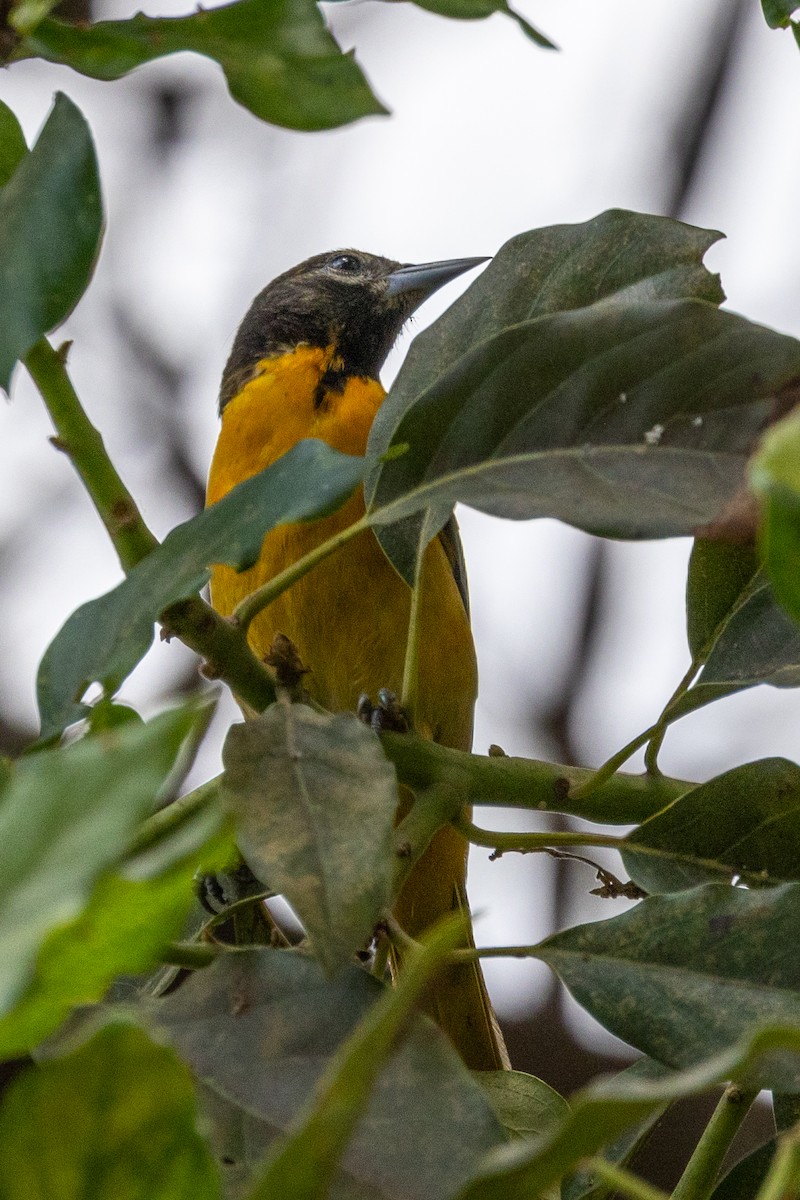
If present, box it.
[357,688,410,734]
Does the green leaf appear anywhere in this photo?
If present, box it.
[561,1059,671,1200]
[150,949,505,1200]
[24,0,386,132]
[536,883,800,1091]
[752,407,800,626]
[365,211,800,582]
[761,0,800,28]
[0,99,27,186]
[405,0,556,48]
[774,1091,800,1131]
[476,1070,568,1140]
[36,439,364,740]
[0,805,228,1060]
[222,703,398,976]
[623,759,800,893]
[0,704,200,1019]
[710,1140,775,1199]
[250,916,471,1200]
[0,92,102,392]
[460,1031,800,1200]
[686,539,759,663]
[0,1023,220,1199]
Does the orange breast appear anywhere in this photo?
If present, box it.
[207,344,477,750]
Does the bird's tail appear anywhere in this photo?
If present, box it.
[392,815,509,1072]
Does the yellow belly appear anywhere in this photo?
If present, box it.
[206,345,477,751]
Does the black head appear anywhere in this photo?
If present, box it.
[219,249,487,412]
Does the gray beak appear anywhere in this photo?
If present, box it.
[385,256,489,303]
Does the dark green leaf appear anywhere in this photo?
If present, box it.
[406,0,556,48]
[0,92,102,392]
[0,1023,220,1199]
[0,99,27,186]
[561,1059,671,1200]
[774,1092,800,1131]
[24,0,385,132]
[222,703,397,975]
[686,539,758,663]
[150,949,505,1200]
[461,1029,800,1200]
[365,212,800,581]
[710,1140,775,1200]
[536,883,800,1090]
[250,916,470,1200]
[623,759,800,893]
[477,1070,568,1140]
[752,407,800,626]
[36,439,363,740]
[0,705,200,1019]
[761,0,800,28]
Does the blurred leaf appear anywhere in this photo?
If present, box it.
[0,704,200,1019]
[88,697,145,733]
[250,917,469,1200]
[536,883,800,1091]
[561,1058,671,1200]
[462,1026,800,1200]
[366,211,800,582]
[0,804,228,1060]
[24,0,386,132]
[222,704,397,976]
[0,1023,220,1199]
[477,1070,568,1140]
[150,949,505,1200]
[686,539,758,662]
[8,0,59,35]
[752,407,800,625]
[761,0,800,28]
[36,439,364,740]
[710,1140,776,1199]
[623,759,800,893]
[405,0,556,48]
[0,92,102,392]
[0,99,27,185]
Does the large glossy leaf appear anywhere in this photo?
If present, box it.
[461,1029,800,1200]
[222,704,398,976]
[476,1071,568,1141]
[0,1023,220,1199]
[23,0,385,132]
[36,439,364,740]
[149,949,505,1200]
[405,0,555,48]
[0,99,27,185]
[622,759,800,893]
[752,407,800,626]
[0,705,200,1019]
[365,212,800,582]
[536,883,800,1090]
[0,92,102,392]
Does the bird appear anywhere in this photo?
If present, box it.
[206,249,508,1071]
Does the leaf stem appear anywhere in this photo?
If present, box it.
[24,337,158,571]
[400,541,426,724]
[232,514,370,632]
[644,658,700,775]
[569,723,661,801]
[162,940,220,969]
[582,1158,670,1200]
[671,1085,757,1200]
[127,777,221,857]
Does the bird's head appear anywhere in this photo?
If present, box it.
[219,249,487,411]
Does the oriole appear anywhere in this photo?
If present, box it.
[207,250,508,1071]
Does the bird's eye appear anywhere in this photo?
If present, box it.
[328,253,361,273]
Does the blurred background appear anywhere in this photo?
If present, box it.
[2,0,800,1182]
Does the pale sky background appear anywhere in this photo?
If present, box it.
[2,0,800,1048]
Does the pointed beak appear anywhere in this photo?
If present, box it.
[385,256,489,304]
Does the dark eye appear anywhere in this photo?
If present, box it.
[328,253,361,273]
